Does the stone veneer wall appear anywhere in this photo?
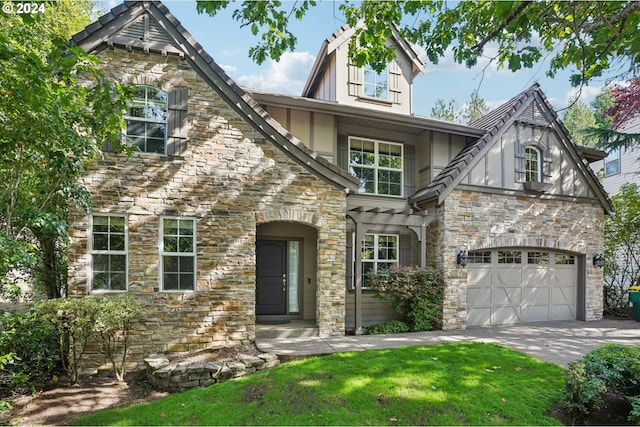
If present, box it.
[67,48,347,373]
[431,189,605,330]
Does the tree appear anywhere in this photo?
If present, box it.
[562,99,597,147]
[196,1,640,89]
[604,77,640,128]
[463,89,489,125]
[430,98,459,122]
[603,183,640,317]
[594,77,640,154]
[0,2,130,300]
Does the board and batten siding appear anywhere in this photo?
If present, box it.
[262,105,335,163]
[418,131,467,188]
[465,121,596,198]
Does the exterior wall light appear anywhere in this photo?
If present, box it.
[593,253,605,268]
[456,250,468,267]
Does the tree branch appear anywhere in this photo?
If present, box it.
[583,1,640,33]
[471,1,533,52]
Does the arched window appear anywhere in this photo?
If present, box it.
[525,146,541,182]
[125,85,168,154]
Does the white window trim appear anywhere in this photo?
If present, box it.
[525,146,542,182]
[604,148,621,176]
[348,136,404,197]
[124,85,168,155]
[159,216,197,292]
[362,233,399,288]
[362,65,389,101]
[88,213,128,292]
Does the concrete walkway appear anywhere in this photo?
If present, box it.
[256,319,640,366]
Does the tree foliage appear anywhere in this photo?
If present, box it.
[463,89,489,125]
[197,1,640,89]
[0,1,131,300]
[562,99,597,147]
[604,77,640,128]
[430,98,459,122]
[603,183,640,317]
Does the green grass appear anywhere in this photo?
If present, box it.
[74,341,565,426]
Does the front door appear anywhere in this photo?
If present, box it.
[256,240,287,315]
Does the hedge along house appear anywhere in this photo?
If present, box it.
[66,1,612,370]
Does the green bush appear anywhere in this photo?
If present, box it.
[363,320,410,335]
[0,311,60,392]
[94,295,147,381]
[564,343,640,420]
[36,297,99,383]
[36,296,147,383]
[367,266,444,331]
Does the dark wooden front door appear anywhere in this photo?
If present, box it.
[256,240,287,315]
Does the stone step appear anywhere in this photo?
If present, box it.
[255,322,319,339]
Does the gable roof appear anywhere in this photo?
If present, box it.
[71,0,360,193]
[302,23,425,98]
[409,84,613,213]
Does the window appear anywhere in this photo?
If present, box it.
[468,251,491,264]
[527,251,549,265]
[525,147,541,182]
[555,254,576,265]
[349,137,403,196]
[161,217,196,291]
[125,85,168,154]
[90,215,127,291]
[363,65,388,100]
[362,234,398,287]
[498,251,522,264]
[605,148,620,176]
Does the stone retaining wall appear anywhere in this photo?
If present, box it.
[144,353,280,392]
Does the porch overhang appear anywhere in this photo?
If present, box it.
[346,206,435,335]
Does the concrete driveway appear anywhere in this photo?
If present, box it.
[256,319,640,366]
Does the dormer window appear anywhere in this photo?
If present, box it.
[125,85,168,154]
[525,146,541,182]
[363,65,388,100]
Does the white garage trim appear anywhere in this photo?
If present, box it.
[467,249,578,326]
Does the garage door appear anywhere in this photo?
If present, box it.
[467,250,577,326]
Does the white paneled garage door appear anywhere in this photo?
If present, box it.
[467,250,577,326]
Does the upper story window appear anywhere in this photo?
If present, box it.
[604,148,620,176]
[125,85,168,154]
[349,137,403,196]
[90,214,127,291]
[363,65,388,100]
[525,146,541,182]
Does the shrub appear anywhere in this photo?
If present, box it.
[364,320,410,335]
[367,266,444,331]
[0,311,60,392]
[94,295,147,381]
[564,343,640,418]
[36,298,100,383]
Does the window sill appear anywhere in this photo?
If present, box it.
[356,96,393,107]
[523,181,552,193]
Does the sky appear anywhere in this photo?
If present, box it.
[98,0,617,119]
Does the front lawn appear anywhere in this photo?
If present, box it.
[74,341,564,426]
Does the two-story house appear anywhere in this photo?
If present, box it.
[67,1,612,371]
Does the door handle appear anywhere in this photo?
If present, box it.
[282,274,286,292]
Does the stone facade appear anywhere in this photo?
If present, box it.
[67,47,347,372]
[432,189,605,330]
